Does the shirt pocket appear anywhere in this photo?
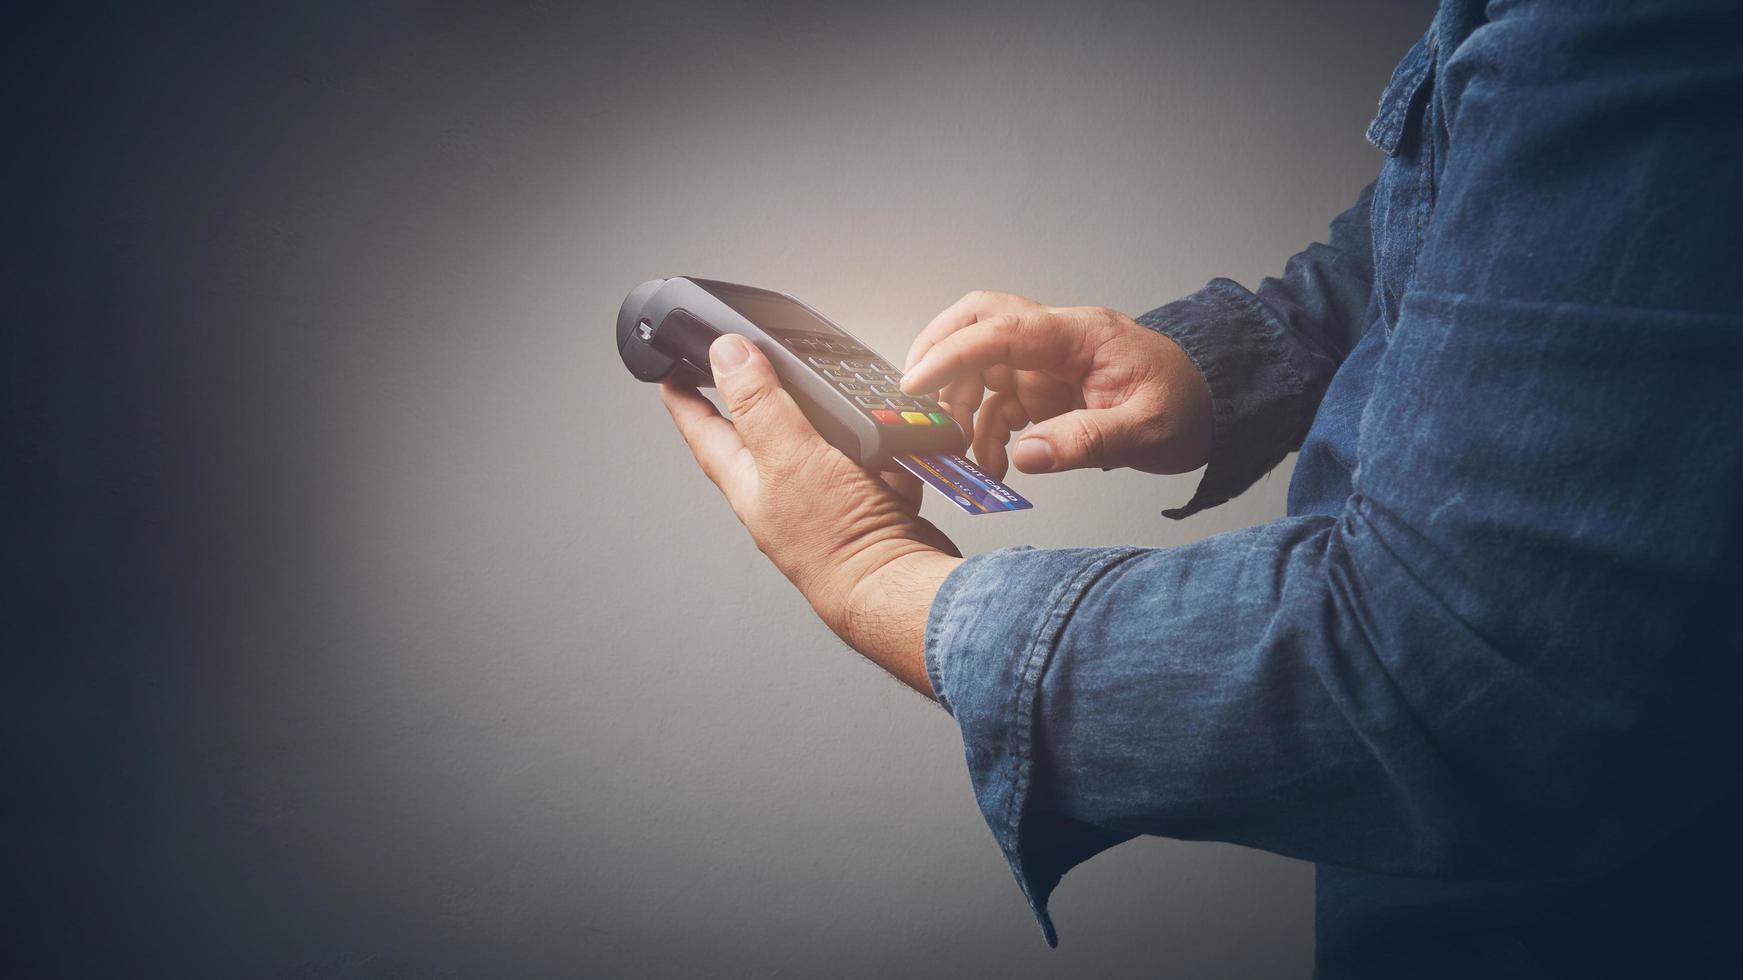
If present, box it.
[1366,31,1439,337]
[1366,33,1434,155]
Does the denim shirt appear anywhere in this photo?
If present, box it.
[923,2,1743,975]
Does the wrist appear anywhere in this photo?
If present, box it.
[838,547,962,698]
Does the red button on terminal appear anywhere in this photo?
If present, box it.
[870,410,904,425]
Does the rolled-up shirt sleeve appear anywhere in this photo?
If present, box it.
[1136,184,1376,519]
[924,545,1144,946]
[930,434,1739,946]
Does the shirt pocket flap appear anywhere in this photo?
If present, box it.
[1365,33,1433,156]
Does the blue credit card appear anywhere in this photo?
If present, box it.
[895,452,1034,515]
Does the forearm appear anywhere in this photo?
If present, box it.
[660,334,970,703]
[838,549,961,699]
[932,477,1734,894]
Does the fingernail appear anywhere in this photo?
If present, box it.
[712,334,750,374]
[898,357,926,392]
[1014,437,1054,472]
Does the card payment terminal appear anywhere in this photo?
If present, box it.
[617,277,966,470]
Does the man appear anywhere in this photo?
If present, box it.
[660,1,1742,975]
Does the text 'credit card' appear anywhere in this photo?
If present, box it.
[895,453,1034,515]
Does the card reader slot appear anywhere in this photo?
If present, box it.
[648,308,722,379]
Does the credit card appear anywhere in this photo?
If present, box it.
[894,452,1034,515]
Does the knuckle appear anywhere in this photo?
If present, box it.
[1073,417,1107,461]
[978,314,1019,346]
[1091,306,1136,342]
[726,376,776,419]
[1065,310,1105,359]
[1072,307,1109,334]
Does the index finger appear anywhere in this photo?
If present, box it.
[899,311,1085,395]
[904,290,1036,371]
[660,382,757,507]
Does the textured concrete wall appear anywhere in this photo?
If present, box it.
[9,1,1432,975]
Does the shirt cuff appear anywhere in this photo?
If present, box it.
[1136,279,1310,519]
[925,545,1142,947]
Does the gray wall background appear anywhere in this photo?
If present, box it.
[8,1,1432,976]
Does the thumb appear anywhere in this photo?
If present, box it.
[1012,403,1148,473]
[710,333,825,458]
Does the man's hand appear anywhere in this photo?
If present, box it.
[901,291,1213,479]
[661,333,962,697]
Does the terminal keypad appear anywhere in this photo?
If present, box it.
[781,333,945,426]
